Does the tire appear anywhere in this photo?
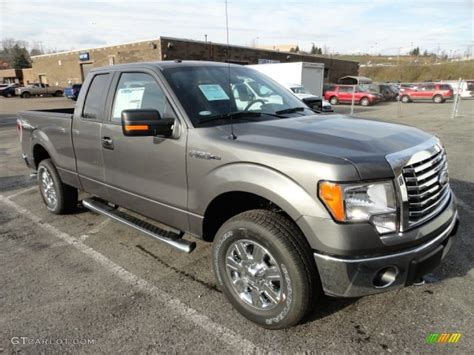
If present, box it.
[37,159,78,214]
[433,95,444,104]
[213,209,320,329]
[329,96,338,105]
[401,95,410,103]
[54,90,63,97]
[21,92,31,98]
[360,97,370,106]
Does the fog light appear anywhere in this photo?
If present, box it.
[373,266,398,288]
[371,213,397,234]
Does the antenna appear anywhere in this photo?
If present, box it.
[225,0,236,140]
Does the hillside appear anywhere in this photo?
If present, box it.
[359,61,474,82]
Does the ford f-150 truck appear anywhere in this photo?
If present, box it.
[16,83,64,98]
[17,61,459,329]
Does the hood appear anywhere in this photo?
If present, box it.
[231,115,433,179]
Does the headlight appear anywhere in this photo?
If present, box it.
[318,181,397,234]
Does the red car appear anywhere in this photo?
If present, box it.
[399,83,453,103]
[323,84,381,106]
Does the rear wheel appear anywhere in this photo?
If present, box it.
[433,94,444,103]
[401,95,410,103]
[21,92,31,98]
[54,90,63,97]
[213,209,320,329]
[360,97,370,106]
[38,159,78,214]
[329,96,338,105]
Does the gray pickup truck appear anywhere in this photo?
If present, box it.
[16,83,64,98]
[17,61,459,329]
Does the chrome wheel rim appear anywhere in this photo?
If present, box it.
[225,238,283,311]
[39,167,57,209]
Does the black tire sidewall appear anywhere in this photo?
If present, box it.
[213,217,308,329]
[38,159,65,214]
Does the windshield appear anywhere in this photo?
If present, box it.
[161,65,314,126]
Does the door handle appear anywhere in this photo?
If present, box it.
[102,136,114,150]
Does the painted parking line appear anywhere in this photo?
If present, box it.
[0,195,260,353]
[6,186,37,199]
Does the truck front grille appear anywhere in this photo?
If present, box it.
[402,149,451,227]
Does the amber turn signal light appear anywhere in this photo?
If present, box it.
[319,182,345,221]
[124,125,149,131]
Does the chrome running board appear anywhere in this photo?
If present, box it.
[82,197,196,253]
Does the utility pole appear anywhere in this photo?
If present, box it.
[204,34,208,43]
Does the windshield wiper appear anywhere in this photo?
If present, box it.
[275,107,306,115]
[197,111,261,124]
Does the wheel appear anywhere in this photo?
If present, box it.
[329,96,338,105]
[55,90,63,97]
[21,92,31,98]
[401,95,410,103]
[213,209,320,329]
[38,159,78,214]
[433,95,444,103]
[360,97,370,106]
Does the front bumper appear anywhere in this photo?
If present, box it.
[313,211,459,297]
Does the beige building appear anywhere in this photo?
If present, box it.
[31,36,359,86]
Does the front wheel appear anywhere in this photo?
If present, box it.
[401,95,410,103]
[433,95,444,103]
[213,210,320,329]
[38,159,78,214]
[360,97,370,106]
[329,96,338,105]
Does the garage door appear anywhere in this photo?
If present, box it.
[81,63,94,81]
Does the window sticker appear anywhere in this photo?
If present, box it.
[198,84,230,101]
[113,87,145,118]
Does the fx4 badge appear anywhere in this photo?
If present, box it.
[189,150,222,160]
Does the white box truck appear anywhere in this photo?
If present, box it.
[248,62,332,112]
[248,62,325,97]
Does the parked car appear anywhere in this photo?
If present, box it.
[16,83,64,98]
[287,84,332,112]
[399,83,453,103]
[361,83,398,101]
[441,80,473,99]
[323,84,382,106]
[64,84,82,101]
[0,83,19,97]
[17,61,458,329]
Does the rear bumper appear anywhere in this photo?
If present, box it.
[314,211,459,297]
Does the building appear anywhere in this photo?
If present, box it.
[30,36,359,86]
[0,68,35,85]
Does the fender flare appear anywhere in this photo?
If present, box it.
[193,163,328,221]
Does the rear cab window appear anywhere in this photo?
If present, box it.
[82,73,111,119]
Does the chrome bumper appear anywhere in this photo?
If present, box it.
[314,211,459,298]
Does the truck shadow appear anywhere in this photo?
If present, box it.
[0,174,36,193]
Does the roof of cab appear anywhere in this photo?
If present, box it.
[90,60,242,73]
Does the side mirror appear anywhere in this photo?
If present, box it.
[121,109,174,137]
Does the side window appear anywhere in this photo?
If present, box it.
[111,72,171,123]
[83,74,110,119]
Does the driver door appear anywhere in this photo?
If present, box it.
[101,71,189,231]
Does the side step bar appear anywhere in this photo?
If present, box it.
[82,198,196,253]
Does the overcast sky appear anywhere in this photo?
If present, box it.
[1,0,472,55]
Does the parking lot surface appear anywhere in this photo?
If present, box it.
[1,96,473,353]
